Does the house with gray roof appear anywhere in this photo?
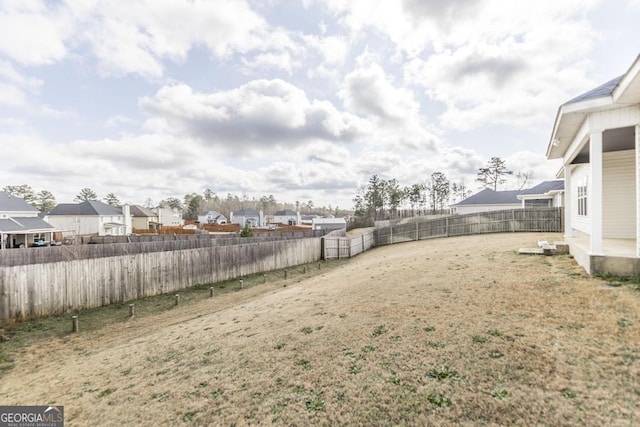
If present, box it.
[198,210,227,225]
[517,180,565,208]
[546,54,640,275]
[130,205,161,230]
[0,191,56,249]
[230,208,264,227]
[272,209,301,226]
[451,189,523,214]
[46,200,132,236]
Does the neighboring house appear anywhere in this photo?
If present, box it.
[154,207,184,227]
[272,210,301,226]
[546,54,640,275]
[198,210,227,225]
[451,189,523,215]
[517,180,565,208]
[230,209,265,227]
[301,214,320,225]
[312,217,346,232]
[0,191,56,249]
[47,201,131,236]
[130,205,161,230]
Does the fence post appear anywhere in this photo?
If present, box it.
[446,217,449,237]
[72,315,79,333]
[416,222,419,241]
[175,294,180,306]
[390,225,393,245]
[209,287,214,298]
[129,304,135,318]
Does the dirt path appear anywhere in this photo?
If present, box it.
[1,233,639,426]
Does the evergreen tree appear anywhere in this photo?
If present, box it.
[476,157,513,191]
[74,187,98,202]
[34,190,57,212]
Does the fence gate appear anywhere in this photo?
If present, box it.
[322,237,351,259]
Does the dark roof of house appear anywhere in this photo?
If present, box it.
[130,205,156,217]
[233,209,260,216]
[564,75,623,105]
[199,210,226,217]
[453,189,523,206]
[0,191,39,213]
[49,200,123,216]
[519,180,564,195]
[0,217,55,232]
[274,210,297,216]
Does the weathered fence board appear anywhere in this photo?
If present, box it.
[0,232,324,268]
[1,238,322,321]
[323,231,375,260]
[375,208,563,245]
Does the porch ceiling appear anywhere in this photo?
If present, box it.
[571,126,636,164]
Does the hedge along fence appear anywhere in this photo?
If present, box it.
[0,238,322,322]
[375,208,564,246]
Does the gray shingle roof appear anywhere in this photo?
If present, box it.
[233,209,260,216]
[454,189,522,206]
[519,180,564,195]
[0,217,55,232]
[275,210,297,216]
[49,200,123,216]
[130,205,156,217]
[0,191,38,213]
[564,75,623,105]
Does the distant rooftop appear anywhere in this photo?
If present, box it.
[519,180,564,195]
[49,200,123,216]
[0,191,39,213]
[453,189,523,206]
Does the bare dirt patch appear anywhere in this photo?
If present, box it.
[1,233,639,426]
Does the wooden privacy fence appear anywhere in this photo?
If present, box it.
[375,208,563,245]
[323,231,376,259]
[0,232,324,268]
[0,238,322,321]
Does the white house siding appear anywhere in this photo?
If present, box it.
[47,216,100,236]
[99,215,126,236]
[603,150,636,239]
[453,204,520,215]
[570,164,590,234]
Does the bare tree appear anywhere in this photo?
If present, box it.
[515,171,534,190]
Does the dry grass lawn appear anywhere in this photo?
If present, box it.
[1,232,640,426]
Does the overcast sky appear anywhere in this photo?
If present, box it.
[1,0,639,209]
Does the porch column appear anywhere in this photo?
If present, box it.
[564,165,573,238]
[636,125,640,256]
[590,131,603,255]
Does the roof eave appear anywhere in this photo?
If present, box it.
[546,96,613,159]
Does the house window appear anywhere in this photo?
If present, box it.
[577,178,588,216]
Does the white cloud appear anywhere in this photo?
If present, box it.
[341,62,419,123]
[139,80,371,156]
[0,1,71,65]
[0,60,42,106]
[317,0,600,132]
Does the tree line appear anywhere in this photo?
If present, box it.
[1,185,346,221]
[353,157,530,220]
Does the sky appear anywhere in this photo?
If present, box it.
[1,0,640,210]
